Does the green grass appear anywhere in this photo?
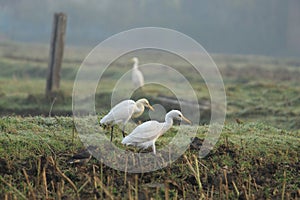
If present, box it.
[0,116,299,199]
[0,41,300,129]
[0,41,300,199]
[1,57,299,130]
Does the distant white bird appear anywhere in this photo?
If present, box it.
[122,110,191,154]
[131,57,144,88]
[100,98,154,141]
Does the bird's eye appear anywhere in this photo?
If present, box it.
[178,114,182,117]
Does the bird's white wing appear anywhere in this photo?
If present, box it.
[100,100,136,124]
[122,121,164,145]
[132,69,144,88]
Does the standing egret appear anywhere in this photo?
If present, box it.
[100,98,154,141]
[131,57,144,88]
[122,110,191,154]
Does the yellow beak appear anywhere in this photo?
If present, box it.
[148,104,155,111]
[182,115,192,124]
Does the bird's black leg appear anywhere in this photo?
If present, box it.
[122,125,126,138]
[110,126,114,142]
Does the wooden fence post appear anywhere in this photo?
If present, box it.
[46,12,67,97]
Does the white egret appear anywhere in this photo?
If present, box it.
[100,98,154,141]
[131,57,144,88]
[122,110,191,154]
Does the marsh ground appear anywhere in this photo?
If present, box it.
[0,41,299,199]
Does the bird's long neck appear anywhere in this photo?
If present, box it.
[163,115,174,131]
[136,103,144,113]
[133,60,139,69]
[132,102,144,118]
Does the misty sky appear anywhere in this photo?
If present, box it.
[0,0,299,56]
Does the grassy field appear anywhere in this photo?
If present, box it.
[0,117,299,199]
[1,41,300,129]
[0,41,299,199]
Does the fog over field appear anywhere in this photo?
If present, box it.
[1,0,300,57]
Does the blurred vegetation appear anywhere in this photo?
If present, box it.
[0,41,300,130]
[0,116,299,199]
[1,0,298,56]
[0,41,299,199]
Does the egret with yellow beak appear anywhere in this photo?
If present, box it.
[122,110,191,154]
[100,98,154,141]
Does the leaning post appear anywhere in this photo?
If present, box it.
[46,12,67,97]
